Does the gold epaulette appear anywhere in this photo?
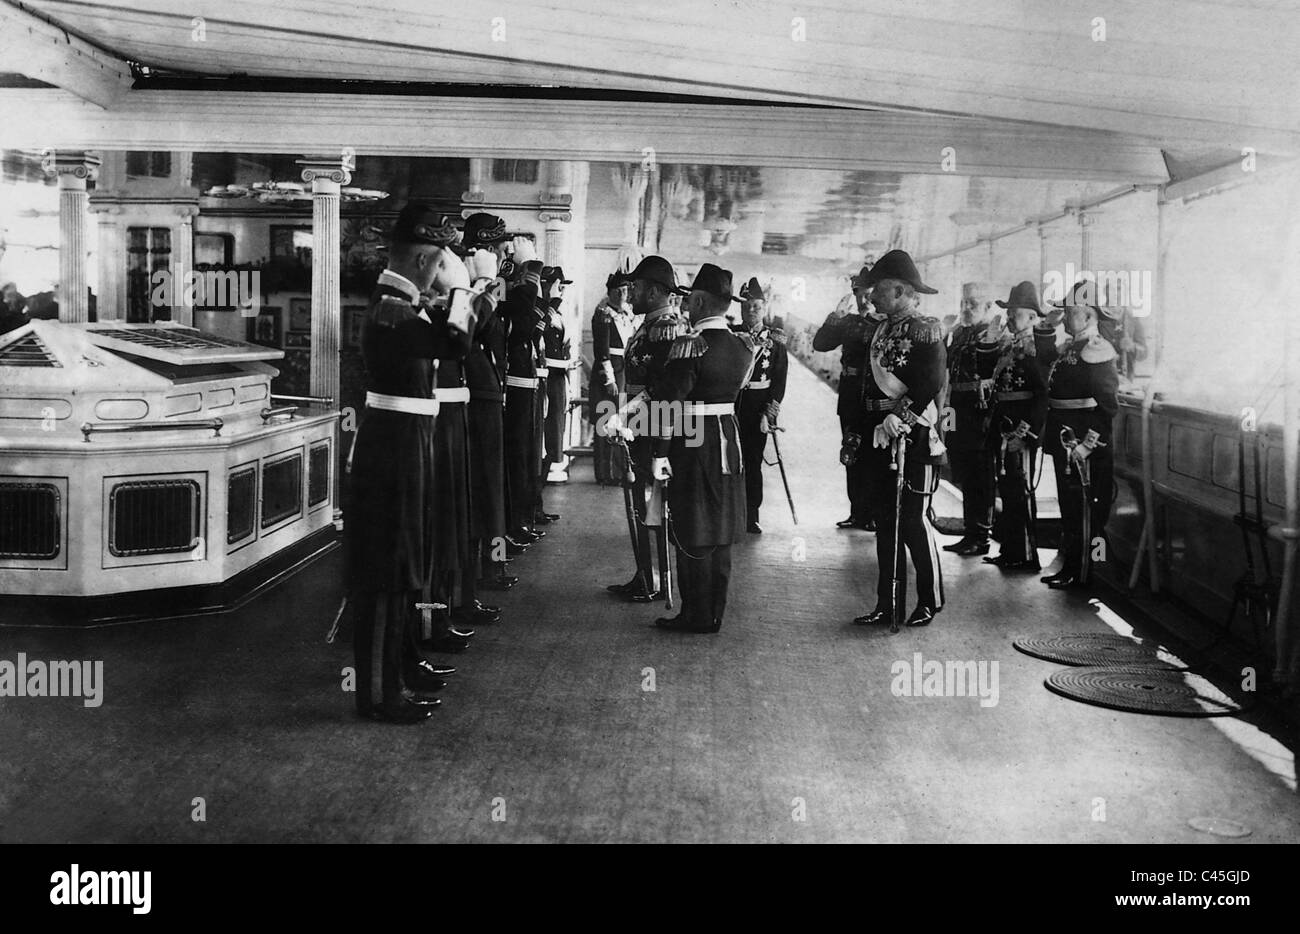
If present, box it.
[768,327,787,345]
[908,316,942,344]
[649,314,685,342]
[1080,334,1118,364]
[668,329,709,360]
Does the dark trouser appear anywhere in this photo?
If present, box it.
[504,385,536,530]
[532,381,547,509]
[996,445,1039,563]
[544,370,568,468]
[353,589,418,717]
[866,447,943,612]
[592,368,626,484]
[626,436,664,591]
[675,543,732,628]
[948,446,995,540]
[738,412,767,523]
[1052,448,1114,581]
[840,412,872,524]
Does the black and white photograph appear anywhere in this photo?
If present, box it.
[0,0,1297,909]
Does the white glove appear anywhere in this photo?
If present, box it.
[1013,419,1032,439]
[652,456,672,481]
[429,248,470,295]
[1070,429,1101,464]
[880,412,910,440]
[510,236,538,264]
[465,249,498,283]
[601,413,624,438]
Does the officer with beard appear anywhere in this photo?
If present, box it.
[734,277,788,534]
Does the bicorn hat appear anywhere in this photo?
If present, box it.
[862,249,937,294]
[995,281,1042,314]
[390,202,458,247]
[605,272,627,291]
[462,212,508,246]
[739,277,765,302]
[675,263,741,303]
[616,255,678,292]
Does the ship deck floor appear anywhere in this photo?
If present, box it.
[2,359,1297,843]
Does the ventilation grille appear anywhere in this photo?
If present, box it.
[261,455,302,528]
[308,443,330,508]
[0,481,61,558]
[227,467,256,544]
[0,332,61,367]
[109,479,201,557]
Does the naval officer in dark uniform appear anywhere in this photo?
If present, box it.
[1035,281,1119,589]
[650,264,757,633]
[942,282,998,556]
[502,260,545,547]
[979,281,1049,571]
[814,267,877,531]
[734,277,788,534]
[848,250,948,628]
[540,266,574,508]
[603,255,686,602]
[347,203,474,723]
[590,274,634,485]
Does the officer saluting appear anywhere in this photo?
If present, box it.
[814,267,878,531]
[650,264,756,633]
[1036,280,1119,589]
[735,278,788,534]
[848,250,947,628]
[979,281,1049,571]
[347,203,475,723]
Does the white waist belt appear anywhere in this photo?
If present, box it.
[682,402,735,416]
[505,375,537,389]
[747,379,771,390]
[608,348,625,356]
[536,367,550,377]
[545,358,570,369]
[1050,397,1097,409]
[433,387,470,404]
[366,391,439,416]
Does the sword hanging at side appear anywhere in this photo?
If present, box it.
[768,425,799,525]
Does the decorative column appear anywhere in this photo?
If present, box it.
[297,153,352,407]
[539,160,574,265]
[43,151,101,323]
[1077,207,1095,272]
[89,202,125,321]
[461,158,488,215]
[171,202,200,327]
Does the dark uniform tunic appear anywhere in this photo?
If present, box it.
[542,302,571,471]
[590,297,634,484]
[621,304,687,590]
[530,300,549,509]
[978,328,1049,564]
[813,305,875,524]
[465,291,506,546]
[735,323,789,524]
[501,281,541,532]
[651,318,757,628]
[347,270,469,716]
[1035,325,1119,581]
[430,328,472,609]
[945,321,997,542]
[849,310,947,613]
